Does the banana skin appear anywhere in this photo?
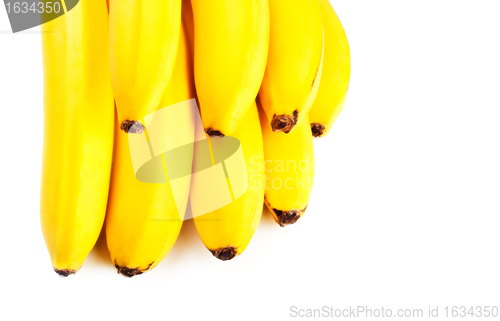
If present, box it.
[106,23,195,277]
[40,0,114,276]
[309,0,351,137]
[109,0,182,132]
[193,101,265,260]
[191,0,270,136]
[258,100,315,227]
[259,0,324,134]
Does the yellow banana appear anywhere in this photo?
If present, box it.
[109,0,182,133]
[191,0,270,136]
[259,101,315,227]
[193,102,265,260]
[309,0,350,137]
[40,0,113,276]
[259,0,324,134]
[106,24,195,277]
[237,186,265,255]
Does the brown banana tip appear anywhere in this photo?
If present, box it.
[205,128,225,137]
[311,123,326,137]
[276,210,301,227]
[115,264,143,278]
[120,120,145,134]
[270,110,299,133]
[54,268,76,277]
[269,204,308,227]
[210,246,237,261]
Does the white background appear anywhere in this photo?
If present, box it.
[1,1,499,320]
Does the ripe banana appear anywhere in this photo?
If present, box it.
[190,0,270,136]
[259,0,324,134]
[193,102,265,260]
[40,0,113,276]
[309,0,351,137]
[259,101,315,227]
[106,23,195,277]
[109,0,182,133]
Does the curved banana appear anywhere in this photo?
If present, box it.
[259,0,324,134]
[191,0,270,136]
[309,0,350,137]
[259,101,315,227]
[106,24,195,277]
[109,0,182,133]
[40,0,113,276]
[193,102,265,260]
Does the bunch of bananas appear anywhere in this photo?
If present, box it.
[40,0,350,277]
